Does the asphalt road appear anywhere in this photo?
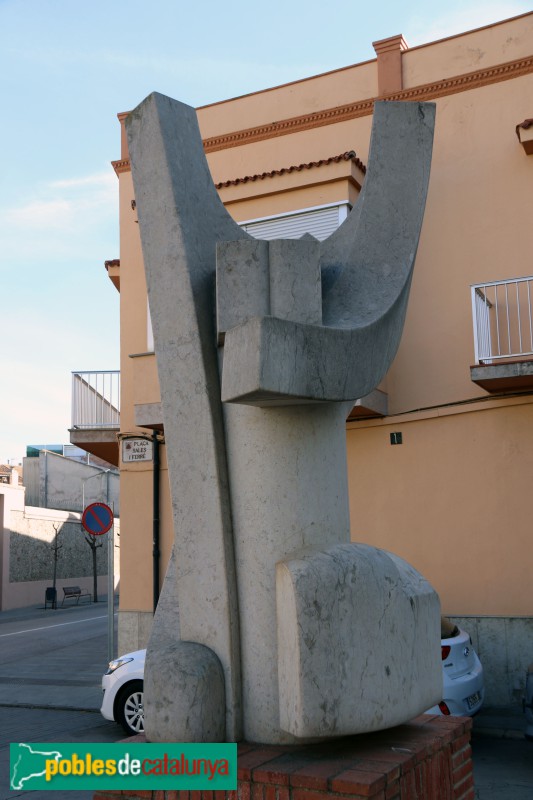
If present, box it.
[0,600,122,799]
[0,602,532,800]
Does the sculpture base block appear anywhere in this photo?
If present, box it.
[94,715,473,800]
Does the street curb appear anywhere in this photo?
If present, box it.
[0,702,100,713]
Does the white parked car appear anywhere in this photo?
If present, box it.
[426,617,484,717]
[101,649,146,735]
[102,618,484,734]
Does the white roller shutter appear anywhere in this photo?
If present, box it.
[240,203,350,242]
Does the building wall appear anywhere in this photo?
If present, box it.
[0,483,120,610]
[387,74,533,414]
[347,398,533,617]
[112,13,533,702]
[23,450,120,514]
[22,457,39,506]
[116,164,173,629]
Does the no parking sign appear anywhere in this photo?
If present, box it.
[82,502,114,536]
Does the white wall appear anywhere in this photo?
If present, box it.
[22,450,120,515]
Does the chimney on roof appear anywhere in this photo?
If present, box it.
[373,34,408,97]
[118,112,130,161]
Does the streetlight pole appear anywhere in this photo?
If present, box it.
[81,469,111,508]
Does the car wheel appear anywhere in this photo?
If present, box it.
[115,680,144,735]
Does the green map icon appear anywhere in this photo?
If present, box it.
[10,743,63,790]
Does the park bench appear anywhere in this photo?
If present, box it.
[61,586,92,606]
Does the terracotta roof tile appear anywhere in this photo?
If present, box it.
[215,151,366,189]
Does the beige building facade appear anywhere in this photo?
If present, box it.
[78,13,533,704]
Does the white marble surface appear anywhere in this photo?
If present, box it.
[224,401,351,743]
[144,640,225,742]
[277,543,442,738]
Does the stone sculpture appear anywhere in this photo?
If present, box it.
[126,94,441,744]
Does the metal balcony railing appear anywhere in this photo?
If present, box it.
[471,277,533,365]
[71,371,120,429]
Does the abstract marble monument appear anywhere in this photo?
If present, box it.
[126,94,441,744]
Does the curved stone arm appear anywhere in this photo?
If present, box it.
[220,101,435,406]
[125,92,250,741]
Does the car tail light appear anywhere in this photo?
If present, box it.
[441,645,451,660]
[439,701,451,715]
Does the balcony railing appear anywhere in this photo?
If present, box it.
[471,277,533,364]
[71,371,120,429]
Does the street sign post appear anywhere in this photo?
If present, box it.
[82,502,115,661]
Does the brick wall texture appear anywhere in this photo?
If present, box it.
[93,715,473,800]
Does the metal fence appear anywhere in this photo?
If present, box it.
[71,371,120,429]
[471,277,533,364]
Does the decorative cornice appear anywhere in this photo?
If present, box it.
[372,34,408,55]
[112,53,533,170]
[203,100,375,153]
[111,159,131,176]
[215,151,366,189]
[386,54,533,102]
[203,54,533,153]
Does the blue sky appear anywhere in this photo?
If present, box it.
[0,0,530,464]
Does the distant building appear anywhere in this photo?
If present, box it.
[26,443,114,469]
[0,453,120,610]
[0,464,18,485]
[22,449,119,514]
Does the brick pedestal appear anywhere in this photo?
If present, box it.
[94,714,473,800]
